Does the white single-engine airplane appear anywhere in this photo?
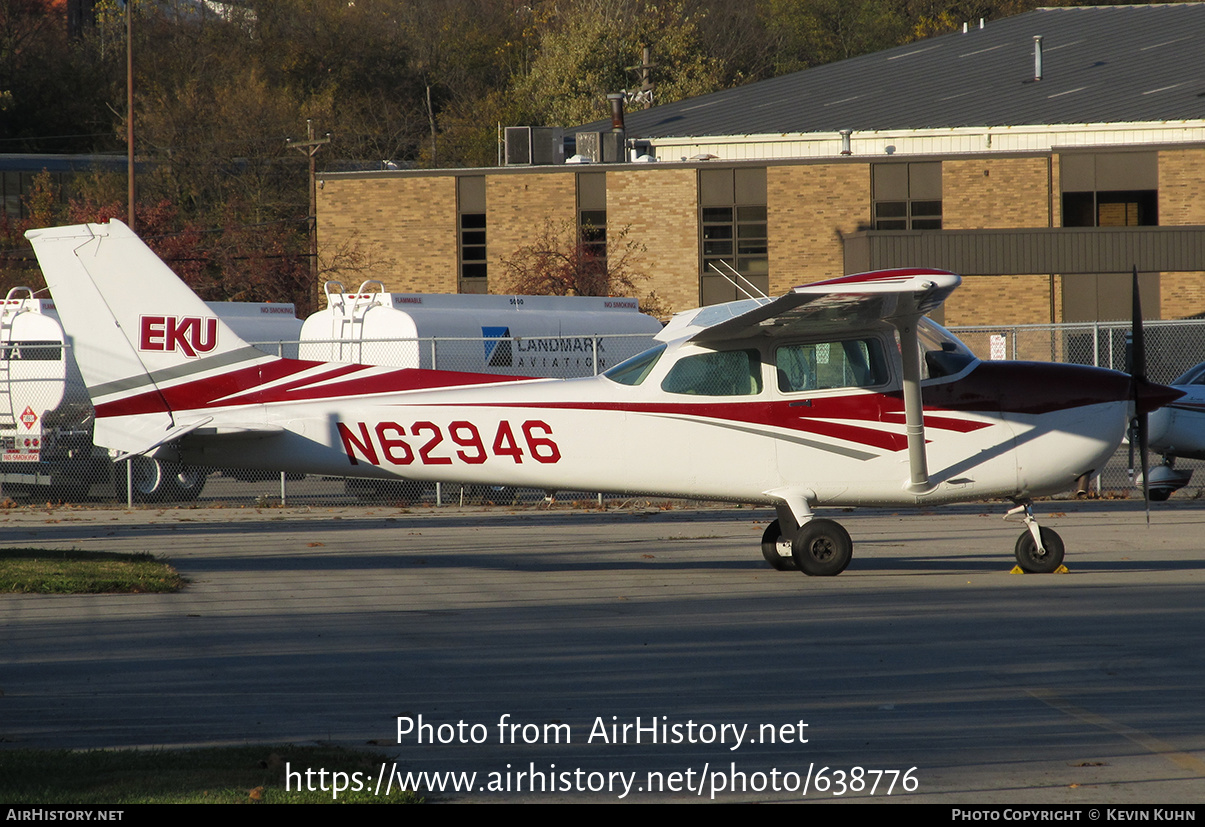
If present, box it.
[26,220,1181,575]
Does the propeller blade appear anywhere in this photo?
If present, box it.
[1127,417,1136,486]
[1139,411,1150,525]
[1131,266,1150,523]
[1132,266,1146,385]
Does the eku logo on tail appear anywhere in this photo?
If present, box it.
[139,315,218,358]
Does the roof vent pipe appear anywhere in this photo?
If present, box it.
[607,93,626,132]
[979,18,984,29]
[839,129,852,155]
[962,21,967,33]
[1033,35,1043,81]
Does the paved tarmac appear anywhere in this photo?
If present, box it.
[2,499,1204,803]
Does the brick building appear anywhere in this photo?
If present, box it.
[317,4,1205,325]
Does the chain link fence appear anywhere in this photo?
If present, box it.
[948,319,1205,384]
[3,324,1199,506]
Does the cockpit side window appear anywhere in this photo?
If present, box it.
[775,338,888,392]
[661,349,763,396]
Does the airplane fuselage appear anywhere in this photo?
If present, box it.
[153,340,1128,509]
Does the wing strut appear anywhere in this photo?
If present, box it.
[896,316,934,495]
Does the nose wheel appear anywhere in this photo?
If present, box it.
[1014,526,1065,573]
[1007,501,1066,573]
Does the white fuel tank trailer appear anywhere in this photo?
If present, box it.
[299,281,662,378]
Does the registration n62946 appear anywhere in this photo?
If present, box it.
[337,419,561,467]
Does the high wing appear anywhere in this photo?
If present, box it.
[687,269,961,345]
[683,268,961,495]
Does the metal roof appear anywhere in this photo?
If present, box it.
[574,4,1205,138]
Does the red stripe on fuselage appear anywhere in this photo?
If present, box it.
[93,359,531,418]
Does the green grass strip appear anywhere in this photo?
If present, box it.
[0,548,186,594]
[0,746,421,804]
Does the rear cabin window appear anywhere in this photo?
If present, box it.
[661,349,763,396]
[775,339,888,392]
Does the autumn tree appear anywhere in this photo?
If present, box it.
[0,0,121,152]
[499,219,669,318]
[0,0,1114,310]
[511,0,723,128]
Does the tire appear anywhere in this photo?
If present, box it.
[792,518,853,576]
[113,458,207,502]
[1014,526,1065,573]
[1149,489,1171,502]
[163,465,208,501]
[115,456,167,502]
[760,519,797,571]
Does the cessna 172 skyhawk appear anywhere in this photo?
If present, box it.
[25,220,1180,576]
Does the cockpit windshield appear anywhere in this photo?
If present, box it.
[1171,363,1205,386]
[603,343,666,386]
[916,318,978,379]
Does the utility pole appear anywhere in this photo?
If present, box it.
[639,45,654,109]
[126,0,135,231]
[624,46,656,109]
[287,120,331,305]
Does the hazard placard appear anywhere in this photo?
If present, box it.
[19,406,37,430]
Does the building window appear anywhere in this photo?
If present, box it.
[1059,152,1160,323]
[578,172,606,267]
[699,167,768,305]
[872,162,942,230]
[457,176,487,293]
[1063,191,1158,227]
[1060,152,1158,227]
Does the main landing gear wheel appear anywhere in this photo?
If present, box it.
[113,457,207,502]
[115,456,167,502]
[1014,526,1065,573]
[792,519,853,577]
[165,465,207,501]
[760,519,797,571]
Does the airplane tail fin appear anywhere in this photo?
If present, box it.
[25,220,276,456]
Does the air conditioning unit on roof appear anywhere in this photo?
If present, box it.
[504,127,564,166]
